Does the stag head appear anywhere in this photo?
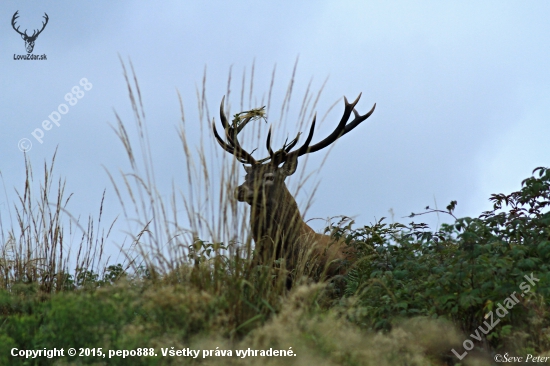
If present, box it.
[12,11,49,53]
[213,94,376,209]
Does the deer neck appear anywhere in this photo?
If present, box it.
[249,183,310,253]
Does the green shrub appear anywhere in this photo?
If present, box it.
[339,167,550,355]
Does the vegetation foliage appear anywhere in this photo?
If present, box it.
[1,63,548,365]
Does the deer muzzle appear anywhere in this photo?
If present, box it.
[235,185,254,204]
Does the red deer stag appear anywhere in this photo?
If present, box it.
[212,94,375,281]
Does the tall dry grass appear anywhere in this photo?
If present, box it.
[0,150,117,292]
[103,58,357,336]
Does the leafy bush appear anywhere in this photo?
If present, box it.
[338,167,550,355]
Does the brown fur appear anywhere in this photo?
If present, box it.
[235,163,354,279]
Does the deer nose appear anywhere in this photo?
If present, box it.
[235,185,256,204]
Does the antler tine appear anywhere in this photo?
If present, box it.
[288,114,317,157]
[36,13,49,36]
[11,11,24,36]
[235,116,256,134]
[215,98,257,165]
[219,96,254,139]
[219,96,230,129]
[212,120,235,154]
[284,132,301,152]
[213,119,256,164]
[216,97,235,149]
[298,114,317,155]
[219,97,243,147]
[343,102,376,135]
[266,126,301,156]
[266,125,296,166]
[266,126,275,159]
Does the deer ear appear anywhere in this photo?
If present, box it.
[243,164,253,173]
[281,155,298,176]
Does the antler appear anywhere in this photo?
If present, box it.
[32,13,49,39]
[11,11,49,39]
[213,94,375,168]
[268,93,376,164]
[11,11,25,37]
[212,96,258,165]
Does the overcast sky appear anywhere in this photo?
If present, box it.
[1,1,549,262]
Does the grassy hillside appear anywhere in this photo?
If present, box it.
[1,65,548,365]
